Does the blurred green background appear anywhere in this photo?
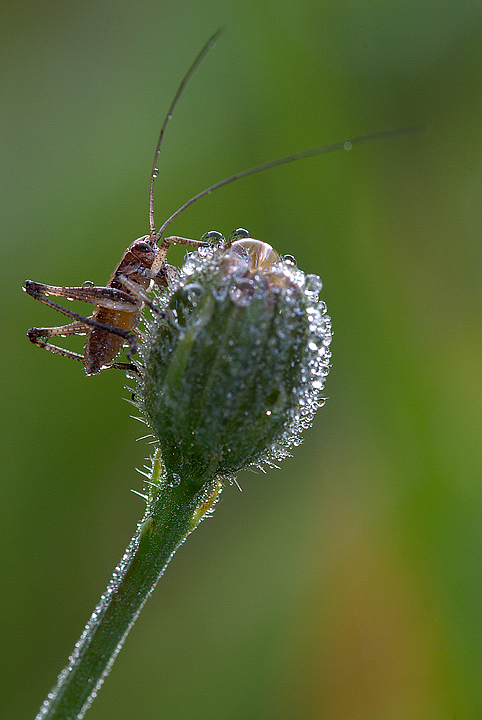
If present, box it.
[2,0,482,718]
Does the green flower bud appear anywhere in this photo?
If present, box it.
[136,232,332,487]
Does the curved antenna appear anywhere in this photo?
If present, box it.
[156,125,424,241]
[149,29,223,240]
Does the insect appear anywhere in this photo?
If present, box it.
[24,30,418,376]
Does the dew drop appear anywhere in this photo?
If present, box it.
[182,283,205,305]
[229,279,255,307]
[200,230,225,244]
[197,245,213,259]
[168,473,181,488]
[344,141,353,150]
[228,228,250,243]
[304,274,323,297]
[283,254,297,266]
[212,282,229,301]
[82,280,94,288]
[152,168,159,179]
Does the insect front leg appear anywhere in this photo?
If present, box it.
[118,274,163,317]
[149,235,209,277]
[27,319,139,373]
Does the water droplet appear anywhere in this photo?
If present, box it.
[229,279,255,307]
[228,228,250,243]
[182,260,196,276]
[197,245,213,259]
[168,473,181,488]
[212,281,229,301]
[152,168,159,178]
[182,283,205,305]
[283,254,297,266]
[344,141,353,150]
[304,274,322,297]
[230,239,279,270]
[200,230,225,244]
[82,280,94,288]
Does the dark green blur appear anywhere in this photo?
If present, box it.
[2,1,482,719]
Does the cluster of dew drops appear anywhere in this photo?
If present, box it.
[155,228,333,462]
[268,251,332,456]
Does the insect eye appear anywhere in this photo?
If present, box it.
[134,242,153,253]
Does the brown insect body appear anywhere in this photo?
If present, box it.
[83,237,168,374]
[24,236,173,375]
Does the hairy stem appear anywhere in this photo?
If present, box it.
[36,454,221,720]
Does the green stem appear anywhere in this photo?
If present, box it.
[36,454,222,720]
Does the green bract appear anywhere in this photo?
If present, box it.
[137,235,332,487]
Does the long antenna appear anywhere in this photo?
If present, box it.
[148,29,223,240]
[156,125,423,240]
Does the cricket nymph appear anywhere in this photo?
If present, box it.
[24,236,174,375]
[80,238,170,375]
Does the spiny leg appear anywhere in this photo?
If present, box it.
[107,361,141,374]
[118,274,163,316]
[27,319,139,373]
[24,280,138,358]
[27,320,90,365]
[24,280,138,312]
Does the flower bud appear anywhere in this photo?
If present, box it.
[136,233,332,487]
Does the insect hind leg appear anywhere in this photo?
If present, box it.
[24,280,138,360]
[27,322,139,373]
[27,320,90,364]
